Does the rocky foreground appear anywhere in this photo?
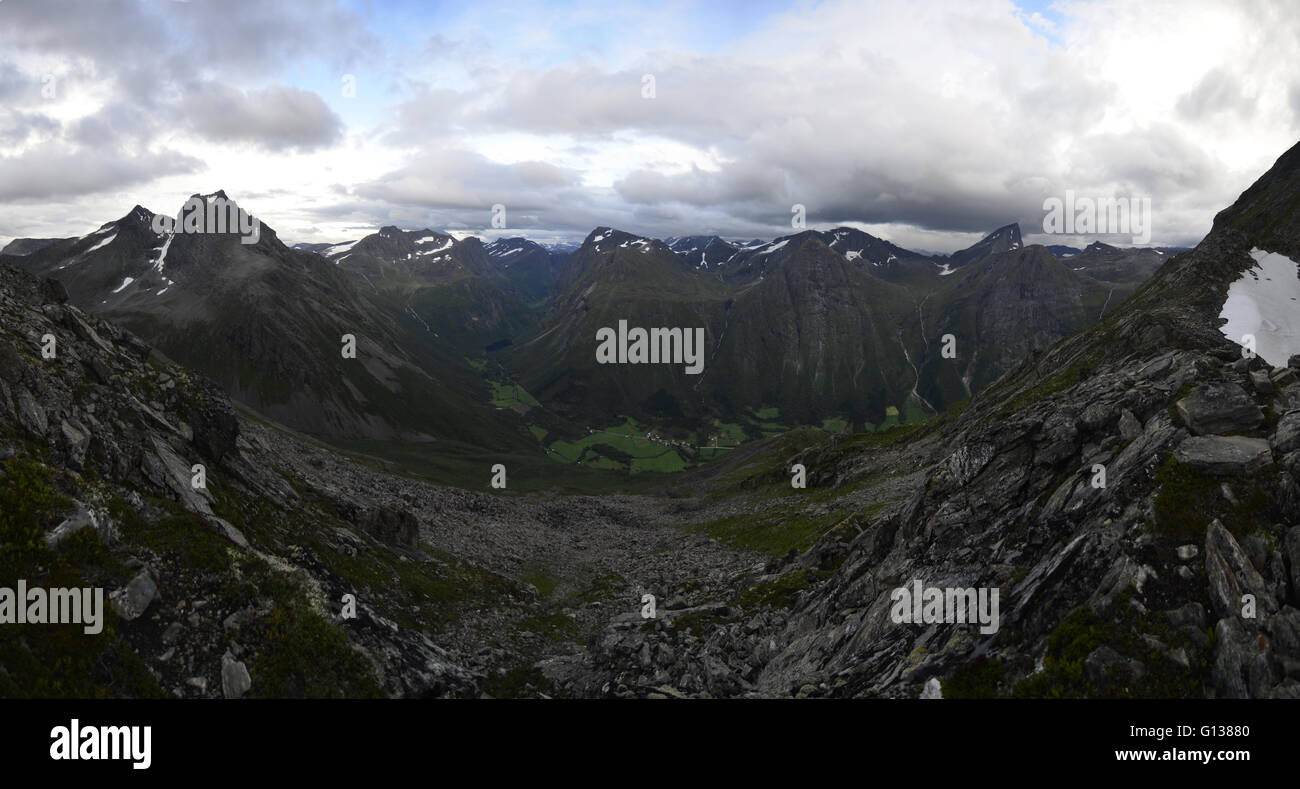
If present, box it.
[0,258,766,697]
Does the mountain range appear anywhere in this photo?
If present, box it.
[5,193,1170,467]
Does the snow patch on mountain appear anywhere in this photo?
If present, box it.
[152,234,174,273]
[1220,248,1300,367]
[86,233,117,253]
[325,240,359,259]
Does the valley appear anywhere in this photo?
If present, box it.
[3,141,1299,701]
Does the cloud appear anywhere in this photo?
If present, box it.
[0,109,59,147]
[1176,68,1257,120]
[182,84,344,151]
[357,149,582,212]
[0,144,202,202]
[1,0,1298,250]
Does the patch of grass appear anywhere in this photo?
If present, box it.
[706,420,747,447]
[109,498,232,573]
[943,656,1006,699]
[1152,455,1277,540]
[820,418,848,434]
[491,381,541,410]
[903,406,929,424]
[737,569,829,610]
[244,602,385,698]
[571,573,624,606]
[521,567,559,599]
[0,458,164,699]
[0,457,71,579]
[517,611,578,643]
[1011,601,1210,699]
[484,664,553,698]
[632,450,688,473]
[665,608,732,637]
[688,511,840,557]
[998,363,1092,417]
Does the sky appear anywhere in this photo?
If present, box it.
[0,0,1297,252]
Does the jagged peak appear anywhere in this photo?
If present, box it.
[119,205,156,225]
[983,222,1021,243]
[189,189,230,202]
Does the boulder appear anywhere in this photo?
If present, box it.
[109,570,158,621]
[1175,381,1262,435]
[1118,409,1142,441]
[1205,519,1277,620]
[920,677,943,699]
[357,506,420,549]
[60,418,90,469]
[15,386,47,436]
[1174,435,1272,476]
[1212,617,1270,698]
[1273,410,1300,454]
[1251,370,1275,394]
[1275,367,1300,388]
[42,501,97,548]
[221,651,252,699]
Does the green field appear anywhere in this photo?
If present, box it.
[820,418,849,434]
[545,416,689,474]
[490,381,540,411]
[703,419,747,447]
